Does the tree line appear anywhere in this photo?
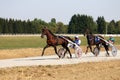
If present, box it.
[0,18,68,34]
[0,14,120,34]
[68,14,120,34]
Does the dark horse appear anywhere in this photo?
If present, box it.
[84,29,110,56]
[41,27,73,58]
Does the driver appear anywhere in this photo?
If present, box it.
[67,36,81,48]
[74,36,81,46]
[108,36,115,44]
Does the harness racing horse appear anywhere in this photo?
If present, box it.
[41,27,73,58]
[84,29,110,56]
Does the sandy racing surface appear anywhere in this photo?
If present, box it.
[0,50,120,68]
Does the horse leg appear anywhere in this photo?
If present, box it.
[85,45,93,54]
[61,49,67,58]
[85,46,89,54]
[41,45,49,56]
[95,45,100,56]
[103,44,110,57]
[65,47,72,58]
[62,45,72,58]
[89,45,95,55]
[53,46,60,58]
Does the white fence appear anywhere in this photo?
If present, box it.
[0,34,41,37]
[0,34,120,37]
[56,34,120,37]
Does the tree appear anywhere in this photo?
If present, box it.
[68,14,77,33]
[96,16,106,34]
[56,22,67,34]
[2,19,9,33]
[49,19,57,33]
[8,19,14,34]
[116,20,120,34]
[68,14,96,34]
[0,18,4,33]
[107,20,116,34]
[51,18,56,23]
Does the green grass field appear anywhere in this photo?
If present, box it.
[0,35,119,49]
[0,36,45,49]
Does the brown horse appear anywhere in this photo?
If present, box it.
[84,29,109,56]
[41,27,73,58]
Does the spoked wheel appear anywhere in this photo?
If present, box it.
[93,47,100,56]
[111,46,117,57]
[75,47,82,58]
[58,48,65,58]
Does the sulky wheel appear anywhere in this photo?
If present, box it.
[75,47,82,58]
[58,48,65,58]
[111,46,117,57]
[93,47,100,56]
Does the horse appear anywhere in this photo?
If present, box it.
[84,29,110,56]
[41,27,73,58]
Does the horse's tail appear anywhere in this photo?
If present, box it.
[98,35,104,39]
[59,36,74,43]
[98,35,109,47]
[65,36,74,42]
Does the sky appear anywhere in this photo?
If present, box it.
[0,0,120,24]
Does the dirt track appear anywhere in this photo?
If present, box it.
[0,50,120,68]
[0,48,120,80]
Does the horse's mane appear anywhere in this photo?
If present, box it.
[46,29,74,43]
[48,29,57,37]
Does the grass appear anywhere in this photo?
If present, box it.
[0,36,45,49]
[0,36,119,49]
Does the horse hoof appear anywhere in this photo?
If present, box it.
[94,53,99,57]
[70,56,72,59]
[106,54,110,57]
[85,52,88,54]
[95,54,98,57]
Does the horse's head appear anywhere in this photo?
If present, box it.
[84,29,91,37]
[83,32,87,37]
[41,27,48,38]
